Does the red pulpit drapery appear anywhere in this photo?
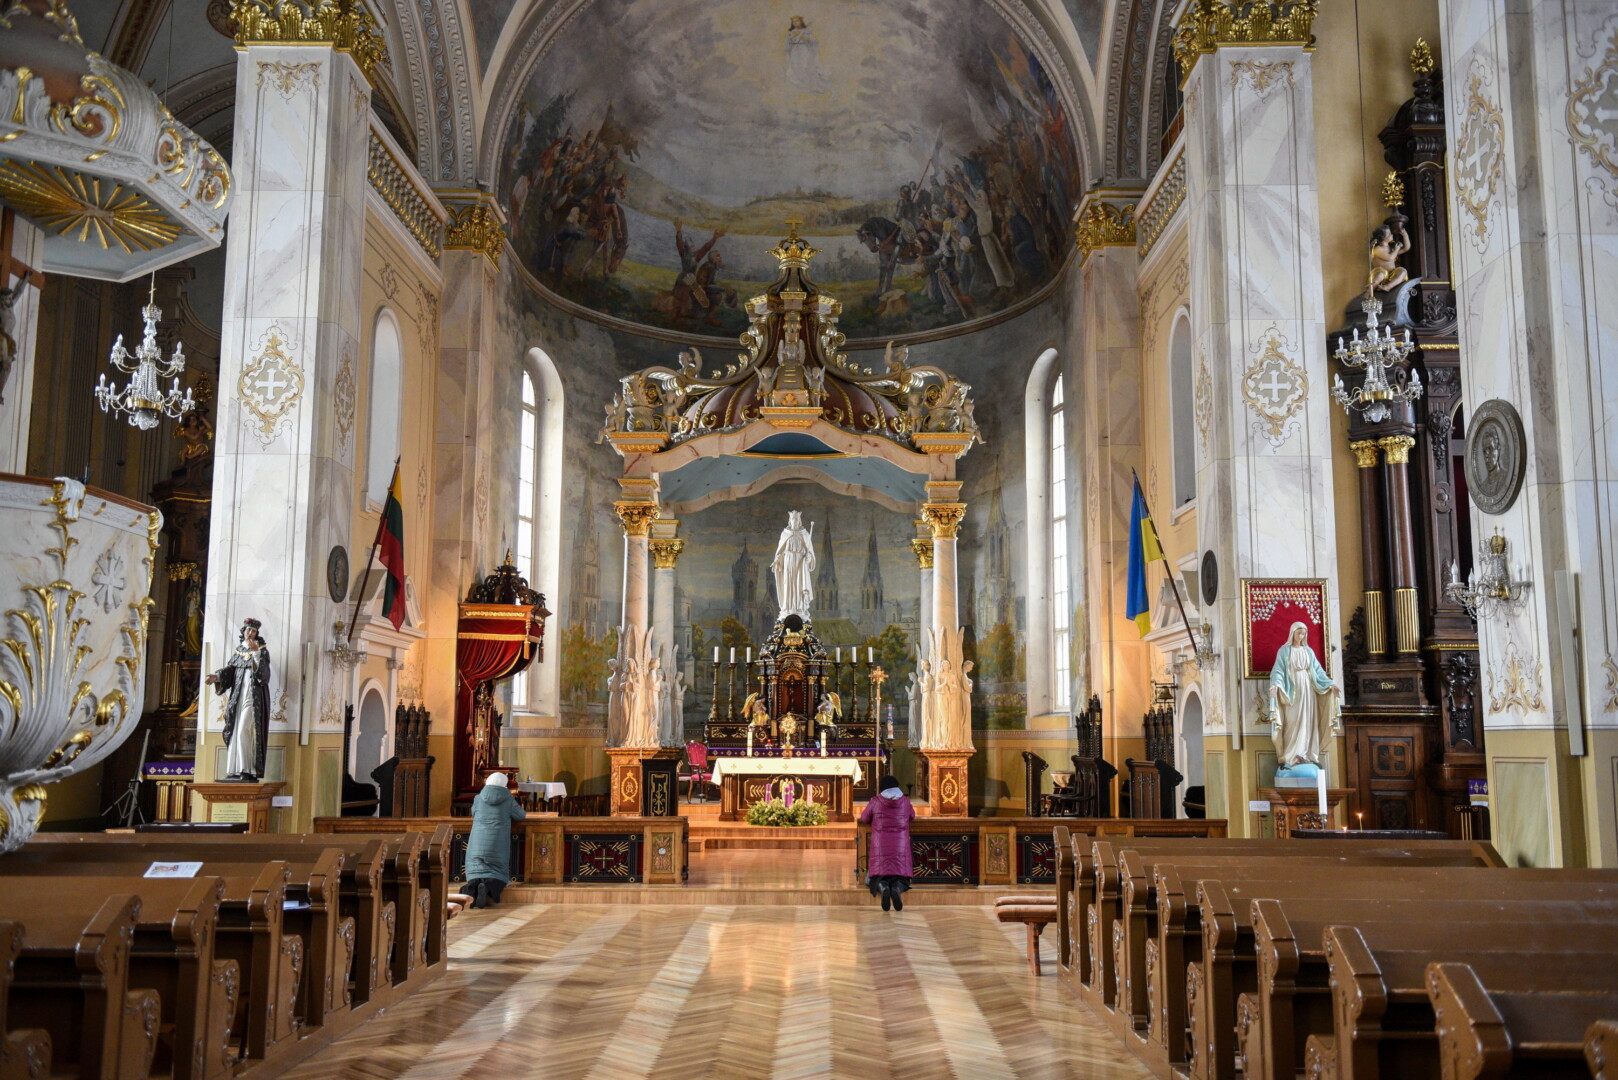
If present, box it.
[453,555,548,803]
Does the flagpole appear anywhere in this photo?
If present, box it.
[347,456,401,643]
[1132,469,1203,657]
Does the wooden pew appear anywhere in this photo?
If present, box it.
[0,921,50,1080]
[1239,896,1618,1080]
[1587,1019,1618,1080]
[1302,937,1618,1080]
[1147,866,1618,1080]
[1058,834,1500,1006]
[4,892,158,1080]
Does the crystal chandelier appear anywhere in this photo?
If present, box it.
[1332,296,1423,423]
[96,280,194,430]
[1446,531,1532,622]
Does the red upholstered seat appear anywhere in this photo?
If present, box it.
[681,741,712,802]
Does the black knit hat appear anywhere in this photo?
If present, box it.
[878,774,901,791]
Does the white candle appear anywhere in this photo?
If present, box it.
[746,647,752,663]
[730,647,736,663]
[820,730,827,757]
[713,646,720,662]
[747,728,753,756]
[1316,766,1327,816]
[867,646,874,663]
[834,647,840,662]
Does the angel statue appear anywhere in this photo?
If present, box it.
[813,692,842,737]
[742,692,771,733]
[1365,222,1411,299]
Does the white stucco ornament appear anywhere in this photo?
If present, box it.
[0,475,161,852]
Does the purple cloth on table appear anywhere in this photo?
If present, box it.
[859,792,915,878]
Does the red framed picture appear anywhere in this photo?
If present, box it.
[1241,578,1330,678]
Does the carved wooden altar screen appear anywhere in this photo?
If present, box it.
[453,555,549,813]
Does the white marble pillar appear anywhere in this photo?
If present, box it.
[911,532,934,742]
[1075,216,1148,744]
[649,528,685,748]
[609,494,657,748]
[0,215,43,473]
[1438,0,1618,866]
[201,44,370,797]
[919,491,970,753]
[1181,33,1338,773]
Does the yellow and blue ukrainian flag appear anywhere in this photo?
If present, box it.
[1125,474,1165,636]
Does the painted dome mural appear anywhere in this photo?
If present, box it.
[497,0,1082,342]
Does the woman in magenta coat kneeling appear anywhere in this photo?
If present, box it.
[860,773,915,911]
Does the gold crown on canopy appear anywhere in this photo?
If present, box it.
[768,215,820,268]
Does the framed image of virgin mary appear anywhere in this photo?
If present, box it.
[1241,578,1330,679]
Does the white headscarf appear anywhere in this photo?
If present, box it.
[483,772,509,787]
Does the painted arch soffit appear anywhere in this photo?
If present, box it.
[475,0,1100,345]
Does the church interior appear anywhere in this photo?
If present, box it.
[2,0,1618,1076]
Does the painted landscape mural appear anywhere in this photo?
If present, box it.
[498,0,1081,340]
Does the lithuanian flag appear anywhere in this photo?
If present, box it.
[1125,474,1164,637]
[376,460,407,629]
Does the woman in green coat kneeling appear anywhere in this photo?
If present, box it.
[466,772,526,908]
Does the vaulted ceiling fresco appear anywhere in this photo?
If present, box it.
[495,0,1084,342]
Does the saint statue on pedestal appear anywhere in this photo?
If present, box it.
[205,618,272,781]
[1267,622,1341,768]
[771,511,816,621]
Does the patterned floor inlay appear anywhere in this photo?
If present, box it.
[281,904,1151,1080]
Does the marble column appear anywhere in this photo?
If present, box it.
[606,488,662,816]
[1351,441,1389,658]
[649,523,685,749]
[1377,435,1421,655]
[1074,197,1147,764]
[1438,0,1618,866]
[1178,9,1339,822]
[201,43,371,817]
[426,194,508,806]
[910,530,934,746]
[0,213,44,473]
[919,488,971,816]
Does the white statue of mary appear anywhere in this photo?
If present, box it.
[771,511,816,621]
[1267,622,1341,769]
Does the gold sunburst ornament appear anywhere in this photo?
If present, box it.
[0,161,181,252]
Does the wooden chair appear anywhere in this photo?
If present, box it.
[680,741,713,803]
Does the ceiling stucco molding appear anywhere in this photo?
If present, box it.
[387,0,478,183]
[476,0,1096,192]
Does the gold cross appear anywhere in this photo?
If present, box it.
[784,213,803,237]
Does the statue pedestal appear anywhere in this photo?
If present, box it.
[1260,786,1355,838]
[920,750,972,817]
[191,781,284,833]
[606,748,681,817]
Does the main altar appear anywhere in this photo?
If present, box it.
[597,219,985,817]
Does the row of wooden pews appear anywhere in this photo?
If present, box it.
[0,827,452,1080]
[1048,827,1618,1080]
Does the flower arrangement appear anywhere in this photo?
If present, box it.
[744,798,828,827]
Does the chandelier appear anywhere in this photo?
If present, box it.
[1446,531,1532,622]
[1332,296,1423,423]
[96,281,194,430]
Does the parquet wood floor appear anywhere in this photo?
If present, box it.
[280,903,1151,1080]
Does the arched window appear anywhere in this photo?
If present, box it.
[515,349,565,714]
[1168,312,1196,508]
[1050,378,1071,712]
[366,309,404,504]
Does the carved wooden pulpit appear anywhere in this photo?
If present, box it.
[453,552,548,813]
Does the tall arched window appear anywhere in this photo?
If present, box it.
[1050,378,1071,712]
[366,309,404,504]
[515,349,565,714]
[1168,312,1196,508]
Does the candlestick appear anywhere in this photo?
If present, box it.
[1356,811,1364,831]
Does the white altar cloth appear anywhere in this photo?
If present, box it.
[710,757,862,783]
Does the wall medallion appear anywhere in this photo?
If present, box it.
[237,325,305,447]
[1241,328,1308,451]
[1454,60,1505,252]
[1200,550,1218,606]
[1463,398,1525,515]
[327,546,349,603]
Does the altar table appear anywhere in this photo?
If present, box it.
[711,756,862,822]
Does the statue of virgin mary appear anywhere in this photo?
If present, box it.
[1266,621,1341,768]
[771,512,816,621]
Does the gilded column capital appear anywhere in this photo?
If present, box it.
[1348,440,1381,468]
[910,537,935,570]
[920,502,967,539]
[1171,0,1319,73]
[1073,199,1137,259]
[649,538,685,569]
[231,0,389,85]
[614,500,659,537]
[1377,435,1416,465]
[441,193,507,267]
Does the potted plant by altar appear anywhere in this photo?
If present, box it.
[744,778,828,827]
